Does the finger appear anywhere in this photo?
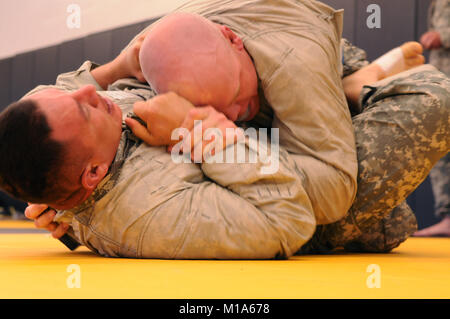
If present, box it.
[25,204,49,220]
[179,112,206,155]
[180,107,212,132]
[420,34,430,46]
[52,223,70,239]
[200,125,244,161]
[419,34,427,45]
[185,111,233,154]
[190,124,215,162]
[125,118,159,145]
[182,121,205,157]
[423,37,433,50]
[194,134,221,162]
[136,31,148,43]
[34,210,56,228]
[135,71,146,83]
[430,37,441,49]
[46,222,58,232]
[190,119,229,162]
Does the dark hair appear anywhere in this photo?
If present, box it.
[0,99,66,203]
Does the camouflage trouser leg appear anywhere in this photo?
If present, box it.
[429,152,450,218]
[300,65,450,254]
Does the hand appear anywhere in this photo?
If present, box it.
[125,92,195,147]
[179,106,242,162]
[420,31,442,50]
[115,31,148,82]
[24,204,69,239]
[91,31,149,89]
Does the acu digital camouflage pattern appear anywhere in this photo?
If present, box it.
[429,152,450,217]
[429,0,450,76]
[340,38,370,78]
[299,42,450,254]
[428,0,450,219]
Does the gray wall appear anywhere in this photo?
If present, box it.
[0,0,441,228]
[0,18,157,106]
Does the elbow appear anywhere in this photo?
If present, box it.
[313,170,357,225]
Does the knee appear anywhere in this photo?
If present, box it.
[412,69,450,116]
[404,70,450,153]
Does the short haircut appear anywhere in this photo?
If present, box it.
[0,99,66,203]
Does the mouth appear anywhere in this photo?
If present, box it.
[236,106,251,122]
[102,96,113,114]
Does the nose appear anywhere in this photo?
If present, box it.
[71,85,101,107]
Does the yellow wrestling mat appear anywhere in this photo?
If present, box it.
[0,220,449,299]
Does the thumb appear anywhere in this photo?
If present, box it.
[125,118,159,145]
[25,203,49,220]
[135,71,146,83]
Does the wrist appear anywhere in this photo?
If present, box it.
[91,55,131,90]
[109,53,133,79]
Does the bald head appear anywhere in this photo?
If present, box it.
[139,13,241,107]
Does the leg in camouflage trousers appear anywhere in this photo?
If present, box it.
[299,41,450,253]
[414,152,450,237]
[430,152,450,219]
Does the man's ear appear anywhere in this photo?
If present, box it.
[81,162,109,191]
[217,25,244,50]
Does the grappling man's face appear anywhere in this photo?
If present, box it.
[25,85,123,209]
[28,85,123,154]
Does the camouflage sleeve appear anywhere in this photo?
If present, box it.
[266,39,358,225]
[340,38,370,77]
[129,136,316,259]
[196,136,317,259]
[433,0,450,48]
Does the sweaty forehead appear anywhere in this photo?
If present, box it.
[27,87,66,99]
[31,90,86,142]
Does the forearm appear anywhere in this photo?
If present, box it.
[91,55,132,90]
[69,138,316,259]
[289,153,356,225]
[266,46,358,224]
[275,121,357,224]
[198,137,317,258]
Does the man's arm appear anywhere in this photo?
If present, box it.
[91,31,147,89]
[263,36,357,226]
[124,135,316,259]
[92,94,316,259]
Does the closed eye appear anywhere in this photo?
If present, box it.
[76,100,90,121]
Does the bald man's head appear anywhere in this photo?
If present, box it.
[139,13,260,122]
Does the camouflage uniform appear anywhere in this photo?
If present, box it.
[428,0,450,77]
[428,0,450,219]
[429,152,450,218]
[21,0,449,258]
[299,41,450,253]
[341,38,370,78]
